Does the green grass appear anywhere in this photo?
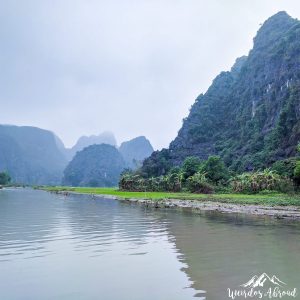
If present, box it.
[41,186,300,206]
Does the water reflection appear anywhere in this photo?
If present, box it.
[161,209,300,299]
[64,194,171,255]
[0,189,299,300]
[0,189,196,300]
[0,188,61,261]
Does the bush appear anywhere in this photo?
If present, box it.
[272,158,297,179]
[140,149,172,177]
[230,169,294,194]
[294,161,300,185]
[119,172,183,192]
[0,172,11,185]
[200,155,229,185]
[119,173,146,191]
[182,156,202,179]
[186,172,214,194]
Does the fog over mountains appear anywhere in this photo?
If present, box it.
[62,144,125,187]
[0,125,67,185]
[62,136,154,187]
[67,131,117,160]
[119,136,154,168]
[0,125,153,185]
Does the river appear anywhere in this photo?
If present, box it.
[0,189,299,299]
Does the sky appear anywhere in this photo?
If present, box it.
[1,0,300,150]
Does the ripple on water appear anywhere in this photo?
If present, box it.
[2,189,299,300]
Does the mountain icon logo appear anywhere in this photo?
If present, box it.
[241,273,286,288]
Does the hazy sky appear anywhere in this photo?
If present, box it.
[1,0,300,149]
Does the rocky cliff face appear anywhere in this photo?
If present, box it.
[142,11,300,175]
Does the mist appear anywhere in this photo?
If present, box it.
[1,0,300,149]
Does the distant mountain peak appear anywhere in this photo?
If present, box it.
[68,131,117,160]
[268,10,289,18]
[0,124,67,185]
[253,11,297,50]
[63,144,125,187]
[259,11,294,30]
[119,136,154,168]
[76,131,117,146]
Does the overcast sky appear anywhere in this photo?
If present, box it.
[1,0,300,149]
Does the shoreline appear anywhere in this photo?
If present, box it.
[50,190,300,220]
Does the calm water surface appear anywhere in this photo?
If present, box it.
[0,189,299,300]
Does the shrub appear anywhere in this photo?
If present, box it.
[272,158,297,179]
[294,161,300,184]
[182,156,202,179]
[119,173,146,191]
[230,169,294,194]
[200,155,229,185]
[119,172,183,192]
[0,172,11,185]
[186,172,214,194]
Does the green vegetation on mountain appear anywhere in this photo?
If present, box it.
[62,144,125,187]
[140,12,300,176]
[62,136,154,187]
[0,172,11,185]
[119,12,300,195]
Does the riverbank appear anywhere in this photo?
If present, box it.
[41,187,300,219]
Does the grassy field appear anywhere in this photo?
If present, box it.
[41,186,300,206]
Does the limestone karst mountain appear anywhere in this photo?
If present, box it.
[141,11,300,176]
[0,125,67,185]
[119,136,154,168]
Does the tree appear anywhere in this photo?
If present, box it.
[186,171,213,194]
[140,149,172,177]
[294,162,300,184]
[182,156,202,179]
[0,172,11,185]
[294,143,300,185]
[200,156,229,185]
[272,158,297,179]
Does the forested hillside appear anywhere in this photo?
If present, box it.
[62,144,125,187]
[141,11,300,176]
